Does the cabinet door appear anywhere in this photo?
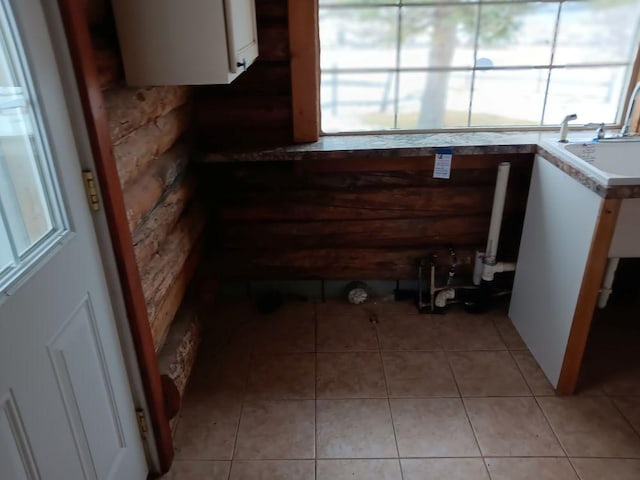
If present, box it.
[225,0,259,73]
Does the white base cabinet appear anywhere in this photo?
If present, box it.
[509,155,601,388]
[111,0,259,85]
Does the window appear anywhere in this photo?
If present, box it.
[318,0,640,133]
[0,2,67,291]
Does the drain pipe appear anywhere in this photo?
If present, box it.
[474,162,517,284]
[598,257,619,308]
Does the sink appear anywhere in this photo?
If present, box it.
[541,138,640,186]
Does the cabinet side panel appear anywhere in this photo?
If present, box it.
[509,155,601,387]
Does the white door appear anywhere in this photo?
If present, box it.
[0,1,147,479]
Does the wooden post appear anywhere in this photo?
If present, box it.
[557,198,622,395]
[288,0,320,143]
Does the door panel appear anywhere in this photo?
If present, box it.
[0,392,40,480]
[0,1,147,478]
[47,296,127,479]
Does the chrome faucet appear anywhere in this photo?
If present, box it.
[620,81,640,137]
[559,113,577,142]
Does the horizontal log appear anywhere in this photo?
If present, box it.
[217,247,478,280]
[157,294,202,396]
[295,154,534,174]
[195,62,291,96]
[222,216,491,249]
[257,22,290,61]
[151,238,204,352]
[132,173,199,271]
[142,204,206,325]
[206,163,533,191]
[124,142,190,232]
[196,126,293,149]
[256,0,289,20]
[218,186,505,222]
[114,104,191,188]
[196,95,292,129]
[105,86,191,142]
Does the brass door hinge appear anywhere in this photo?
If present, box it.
[81,170,100,211]
[135,408,148,438]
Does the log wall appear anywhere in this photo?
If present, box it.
[193,0,293,149]
[202,153,534,281]
[90,19,205,353]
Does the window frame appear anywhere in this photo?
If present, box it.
[289,0,640,141]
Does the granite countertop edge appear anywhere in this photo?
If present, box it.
[197,131,640,199]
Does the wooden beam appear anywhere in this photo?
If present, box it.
[557,198,622,395]
[57,0,175,471]
[288,0,320,143]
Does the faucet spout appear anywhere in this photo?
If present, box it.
[621,82,640,137]
[559,113,577,142]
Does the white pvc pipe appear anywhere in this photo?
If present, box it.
[598,257,620,309]
[482,261,517,282]
[484,162,511,266]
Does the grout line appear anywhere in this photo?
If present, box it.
[507,349,535,397]
[531,395,573,467]
[313,302,318,480]
[228,330,255,469]
[444,349,491,479]
[609,396,640,440]
[374,318,404,480]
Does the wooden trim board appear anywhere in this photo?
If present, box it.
[557,198,622,395]
[56,1,174,471]
[288,0,320,143]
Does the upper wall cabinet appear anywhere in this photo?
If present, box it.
[111,0,259,85]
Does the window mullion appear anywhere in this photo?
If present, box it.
[467,1,483,127]
[540,1,563,125]
[393,2,404,129]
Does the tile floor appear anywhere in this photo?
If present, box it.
[162,299,640,479]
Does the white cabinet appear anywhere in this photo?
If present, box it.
[509,155,601,388]
[111,0,259,85]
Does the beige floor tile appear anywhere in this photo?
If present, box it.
[382,351,458,397]
[317,352,386,398]
[316,301,368,317]
[174,395,243,460]
[464,397,563,456]
[494,316,528,350]
[369,300,420,316]
[538,396,640,458]
[448,351,530,397]
[246,353,315,400]
[317,459,402,480]
[401,458,489,480]
[600,365,640,396]
[376,313,441,351]
[511,350,555,396]
[188,339,252,398]
[162,460,230,479]
[229,460,315,480]
[438,314,506,351]
[235,400,315,459]
[390,398,480,457]
[253,313,315,353]
[317,314,379,352]
[485,458,578,480]
[571,458,640,480]
[613,396,640,434]
[316,399,397,458]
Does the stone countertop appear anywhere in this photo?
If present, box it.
[198,131,553,162]
[197,130,640,199]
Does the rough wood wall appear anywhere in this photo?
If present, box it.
[194,0,292,149]
[202,153,533,281]
[91,21,205,353]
